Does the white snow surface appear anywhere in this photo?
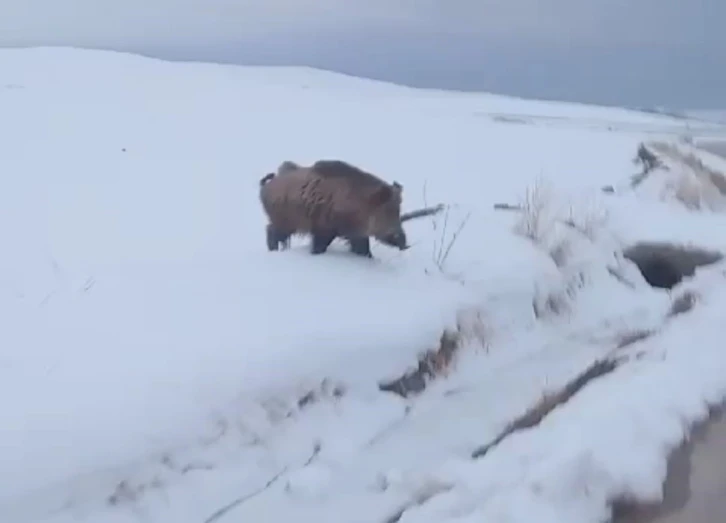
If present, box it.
[2,46,726,523]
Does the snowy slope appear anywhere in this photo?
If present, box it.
[2,46,726,523]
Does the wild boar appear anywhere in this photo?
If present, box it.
[259,159,408,257]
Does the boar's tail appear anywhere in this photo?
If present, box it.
[260,172,275,186]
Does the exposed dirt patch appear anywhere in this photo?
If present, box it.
[667,290,699,318]
[471,358,622,459]
[379,330,460,398]
[611,403,726,523]
[296,379,346,410]
[623,242,723,289]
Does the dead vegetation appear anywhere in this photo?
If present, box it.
[548,238,572,268]
[495,178,609,249]
[651,142,726,196]
[431,206,472,272]
[511,177,556,244]
[607,265,637,289]
[379,329,461,398]
[496,180,614,322]
[616,329,654,349]
[471,358,622,459]
[562,203,609,242]
[627,141,726,211]
[420,184,472,274]
[631,143,663,188]
[378,306,492,398]
[109,477,164,507]
[381,481,453,523]
[470,264,706,464]
[667,290,699,318]
[655,143,726,211]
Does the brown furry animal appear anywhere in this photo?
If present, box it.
[259,159,409,257]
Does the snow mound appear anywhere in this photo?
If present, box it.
[625,141,726,212]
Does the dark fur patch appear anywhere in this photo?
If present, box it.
[312,160,387,189]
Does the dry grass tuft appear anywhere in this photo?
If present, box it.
[512,177,556,244]
[616,330,654,349]
[668,290,699,317]
[548,238,573,268]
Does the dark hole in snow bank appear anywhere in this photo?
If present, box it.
[623,242,723,289]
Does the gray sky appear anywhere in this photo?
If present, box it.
[0,0,723,109]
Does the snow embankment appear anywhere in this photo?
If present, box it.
[392,267,726,523]
[1,253,471,503]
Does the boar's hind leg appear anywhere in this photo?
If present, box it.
[310,230,336,255]
[266,224,291,251]
[347,237,373,258]
[266,224,279,251]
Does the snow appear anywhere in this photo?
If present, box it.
[400,270,726,523]
[3,46,726,523]
[685,110,726,125]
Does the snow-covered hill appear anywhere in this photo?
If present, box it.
[685,110,726,125]
[3,46,726,523]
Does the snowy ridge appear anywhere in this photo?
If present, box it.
[2,46,726,523]
[685,110,726,125]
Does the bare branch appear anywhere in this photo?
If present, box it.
[439,211,472,267]
[401,204,445,223]
[493,202,523,211]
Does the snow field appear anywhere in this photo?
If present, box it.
[2,46,726,523]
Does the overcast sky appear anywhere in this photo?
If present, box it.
[0,0,722,109]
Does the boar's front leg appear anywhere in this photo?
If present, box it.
[346,236,373,258]
[310,230,336,255]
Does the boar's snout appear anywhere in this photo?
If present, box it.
[379,230,409,250]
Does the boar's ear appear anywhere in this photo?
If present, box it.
[369,185,393,206]
[388,182,403,203]
[278,161,299,175]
